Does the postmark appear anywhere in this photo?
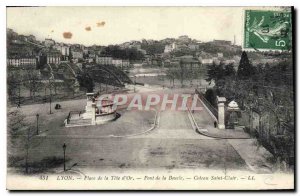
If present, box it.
[244,10,292,50]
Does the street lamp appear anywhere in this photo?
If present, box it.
[134,76,136,93]
[63,143,66,171]
[49,79,53,114]
[36,114,39,135]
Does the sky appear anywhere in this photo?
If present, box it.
[7,7,248,46]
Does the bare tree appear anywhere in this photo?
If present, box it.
[24,70,42,100]
[7,67,22,106]
[7,109,40,174]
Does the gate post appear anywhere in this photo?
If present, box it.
[217,96,226,129]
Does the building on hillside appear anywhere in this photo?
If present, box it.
[44,38,56,47]
[138,49,147,55]
[122,60,130,69]
[212,40,232,46]
[199,58,214,65]
[170,60,180,67]
[164,44,173,53]
[53,44,70,61]
[96,55,113,65]
[112,59,123,67]
[179,56,201,69]
[217,53,224,58]
[178,35,191,43]
[88,50,96,59]
[188,44,199,51]
[39,48,61,66]
[71,48,84,60]
[7,55,37,67]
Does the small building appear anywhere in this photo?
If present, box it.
[226,100,242,129]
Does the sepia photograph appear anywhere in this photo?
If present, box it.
[5,6,295,190]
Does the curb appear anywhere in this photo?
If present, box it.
[188,108,251,140]
[37,109,159,139]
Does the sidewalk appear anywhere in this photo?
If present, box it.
[191,109,276,173]
[228,139,276,173]
[191,110,251,139]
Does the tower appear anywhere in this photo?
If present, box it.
[233,35,236,45]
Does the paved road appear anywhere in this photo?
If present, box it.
[132,110,213,139]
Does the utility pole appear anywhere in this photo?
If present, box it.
[134,76,136,93]
[49,80,52,114]
[36,114,39,135]
[18,81,21,107]
[63,143,66,171]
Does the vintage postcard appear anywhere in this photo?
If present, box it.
[6,6,294,190]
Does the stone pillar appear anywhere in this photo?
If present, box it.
[217,96,226,129]
[91,103,96,125]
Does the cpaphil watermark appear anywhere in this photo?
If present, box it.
[95,93,203,112]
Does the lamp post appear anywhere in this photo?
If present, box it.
[63,143,66,171]
[134,76,136,93]
[49,79,53,114]
[49,95,52,114]
[36,114,39,135]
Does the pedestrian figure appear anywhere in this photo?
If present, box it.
[214,121,217,128]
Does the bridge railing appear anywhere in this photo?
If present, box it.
[195,89,218,120]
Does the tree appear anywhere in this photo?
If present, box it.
[76,72,94,92]
[7,68,21,104]
[206,62,236,87]
[141,41,165,55]
[24,70,42,99]
[166,68,176,87]
[7,109,39,174]
[206,62,225,84]
[204,88,217,108]
[237,51,256,79]
[224,63,236,77]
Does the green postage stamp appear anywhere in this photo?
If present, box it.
[244,10,292,50]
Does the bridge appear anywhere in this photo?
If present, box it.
[40,62,133,88]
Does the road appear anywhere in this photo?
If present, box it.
[8,88,251,174]
[133,110,212,139]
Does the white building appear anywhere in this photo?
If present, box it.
[53,44,70,60]
[200,58,214,65]
[164,45,173,53]
[96,55,113,65]
[164,42,177,53]
[112,59,123,67]
[7,57,37,67]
